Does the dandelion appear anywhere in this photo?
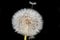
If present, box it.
[12,8,43,40]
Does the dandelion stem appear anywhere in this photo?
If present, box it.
[24,35,27,40]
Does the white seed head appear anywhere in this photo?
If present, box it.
[12,8,43,37]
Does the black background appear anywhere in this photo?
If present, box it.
[0,0,60,40]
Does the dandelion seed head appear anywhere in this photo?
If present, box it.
[12,8,43,36]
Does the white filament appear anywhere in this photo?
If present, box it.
[29,1,37,5]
